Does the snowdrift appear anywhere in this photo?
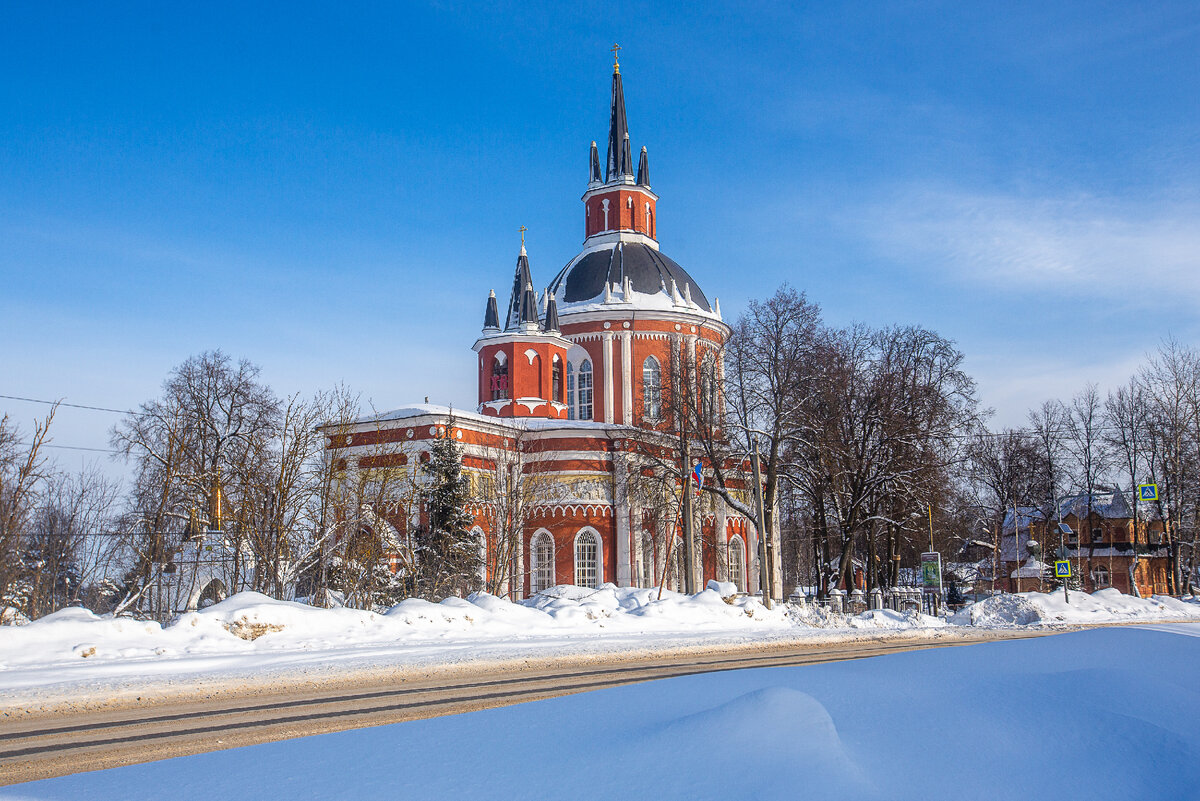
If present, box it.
[5,587,1199,695]
[0,585,936,683]
[952,588,1200,627]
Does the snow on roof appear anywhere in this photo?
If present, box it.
[1059,490,1131,520]
[1001,507,1046,533]
[346,404,619,433]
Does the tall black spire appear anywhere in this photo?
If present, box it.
[483,289,499,331]
[636,145,649,186]
[505,229,534,330]
[605,47,634,181]
[543,292,560,332]
[589,140,601,184]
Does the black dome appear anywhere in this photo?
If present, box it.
[547,242,712,313]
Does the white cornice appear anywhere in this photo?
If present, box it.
[577,230,660,250]
[581,183,659,203]
[472,331,573,352]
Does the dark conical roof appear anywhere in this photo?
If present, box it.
[636,146,649,186]
[605,68,633,181]
[505,247,534,330]
[543,292,560,332]
[589,141,601,183]
[518,281,540,327]
[483,289,499,330]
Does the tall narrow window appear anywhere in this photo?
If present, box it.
[532,531,555,594]
[727,537,745,593]
[642,356,661,420]
[491,355,509,401]
[577,359,594,420]
[567,362,576,419]
[575,530,599,588]
[699,352,717,424]
[552,356,563,404]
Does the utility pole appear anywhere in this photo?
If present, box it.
[752,439,772,609]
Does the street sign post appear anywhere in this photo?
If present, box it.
[920,552,942,592]
[1055,560,1072,578]
[1138,484,1159,502]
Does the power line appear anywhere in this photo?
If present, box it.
[21,442,121,454]
[0,394,131,415]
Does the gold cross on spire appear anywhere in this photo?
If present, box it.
[519,225,527,248]
[611,43,621,73]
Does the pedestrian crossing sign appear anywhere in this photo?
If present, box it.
[1138,484,1158,502]
[1054,560,1072,578]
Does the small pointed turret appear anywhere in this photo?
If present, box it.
[518,281,540,329]
[483,289,500,331]
[636,146,649,186]
[505,229,534,330]
[543,293,560,332]
[589,141,601,184]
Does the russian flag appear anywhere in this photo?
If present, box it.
[692,463,704,494]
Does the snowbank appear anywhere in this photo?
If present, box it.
[5,587,1197,697]
[16,623,1200,799]
[953,588,1200,627]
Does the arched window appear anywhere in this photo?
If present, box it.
[642,356,661,421]
[576,359,594,420]
[727,536,746,593]
[574,529,601,588]
[491,354,509,401]
[530,353,543,398]
[552,356,563,404]
[566,362,576,418]
[531,530,555,594]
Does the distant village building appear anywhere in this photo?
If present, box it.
[999,489,1170,596]
[324,57,777,599]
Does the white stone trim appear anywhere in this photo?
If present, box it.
[620,332,633,426]
[602,331,615,424]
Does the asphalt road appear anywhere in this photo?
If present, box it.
[0,630,1052,786]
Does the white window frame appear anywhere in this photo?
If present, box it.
[576,359,594,420]
[727,535,746,593]
[573,528,603,589]
[642,355,661,421]
[567,362,576,419]
[530,529,555,594]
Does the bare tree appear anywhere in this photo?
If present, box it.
[1105,378,1151,594]
[0,407,57,616]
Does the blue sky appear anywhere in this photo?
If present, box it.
[2,1,1198,471]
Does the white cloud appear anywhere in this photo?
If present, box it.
[863,187,1200,306]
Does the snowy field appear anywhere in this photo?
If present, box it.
[2,585,1199,706]
[6,622,1200,800]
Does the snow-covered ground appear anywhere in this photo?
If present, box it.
[7,622,1200,800]
[1,585,1198,705]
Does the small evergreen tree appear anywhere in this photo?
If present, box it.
[414,426,482,600]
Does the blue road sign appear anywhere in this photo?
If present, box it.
[1138,484,1159,502]
[1054,560,1072,578]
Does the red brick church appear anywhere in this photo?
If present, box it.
[325,55,779,599]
